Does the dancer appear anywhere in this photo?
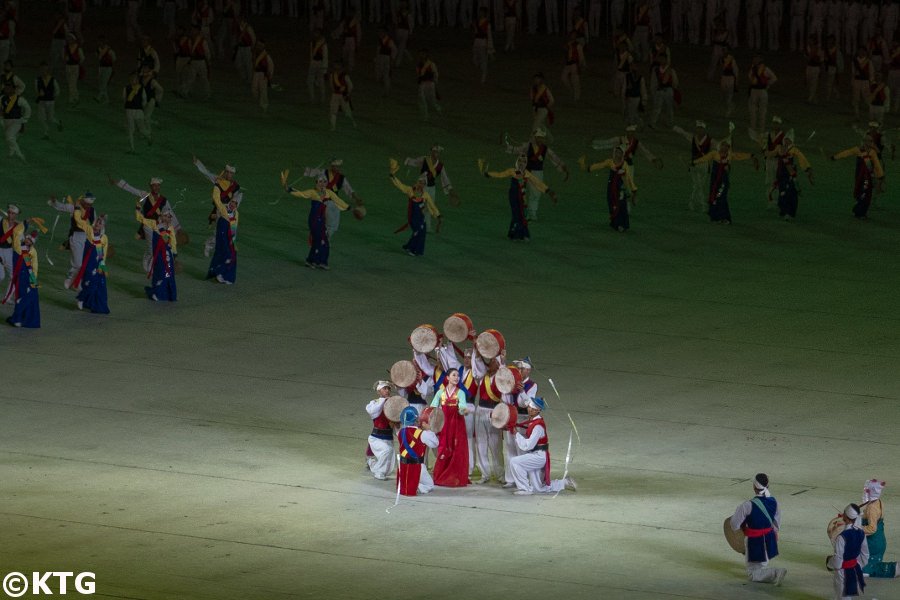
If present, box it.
[592,125,663,175]
[830,137,884,219]
[95,36,116,104]
[206,184,238,284]
[136,207,177,302]
[282,171,349,269]
[0,202,23,284]
[123,71,151,153]
[429,367,470,487]
[772,130,813,221]
[327,60,356,131]
[530,72,554,135]
[308,29,328,104]
[692,138,758,224]
[1,78,28,161]
[365,380,396,481]
[509,396,576,495]
[110,175,179,273]
[472,7,494,84]
[673,120,721,211]
[404,144,453,231]
[482,153,558,241]
[396,406,439,496]
[302,158,362,239]
[73,214,109,314]
[583,146,638,232]
[388,166,441,257]
[860,479,899,578]
[48,191,96,290]
[251,40,274,113]
[505,128,568,222]
[561,30,586,103]
[193,156,243,257]
[729,474,787,585]
[829,504,869,599]
[4,230,39,328]
[748,54,777,138]
[63,33,84,105]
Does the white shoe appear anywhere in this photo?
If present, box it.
[564,476,577,491]
[774,568,787,586]
[373,474,387,481]
[151,294,159,302]
[76,300,83,310]
[63,277,72,290]
[501,482,516,489]
[513,490,533,496]
[473,477,489,484]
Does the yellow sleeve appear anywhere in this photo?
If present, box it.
[588,159,613,172]
[135,210,156,229]
[169,231,178,255]
[792,148,811,171]
[524,170,549,193]
[693,151,718,165]
[101,235,109,261]
[74,207,90,231]
[326,189,350,210]
[872,152,885,178]
[12,233,23,253]
[77,216,93,236]
[424,191,440,218]
[624,164,638,192]
[212,191,228,217]
[390,175,413,196]
[29,247,38,279]
[486,168,517,178]
[863,499,882,535]
[289,188,320,201]
[832,147,860,160]
[730,151,753,161]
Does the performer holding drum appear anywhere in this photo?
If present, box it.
[365,380,398,481]
[397,406,440,496]
[508,396,576,495]
[829,504,869,599]
[728,473,787,585]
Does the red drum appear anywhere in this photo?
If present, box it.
[383,395,409,423]
[410,324,440,353]
[475,329,506,359]
[390,360,417,388]
[420,406,445,434]
[352,206,367,220]
[490,403,518,431]
[492,365,522,395]
[443,313,475,343]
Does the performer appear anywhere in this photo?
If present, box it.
[193,156,243,257]
[851,47,874,119]
[729,474,788,585]
[692,138,758,224]
[824,33,842,102]
[139,64,164,129]
[502,0,518,51]
[123,71,151,153]
[505,128,568,222]
[49,12,68,76]
[308,29,328,105]
[332,10,362,72]
[430,367,470,487]
[789,0,806,50]
[632,0,651,61]
[761,115,785,204]
[251,40,274,113]
[1,79,28,161]
[302,159,362,239]
[283,173,349,269]
[63,33,84,105]
[110,174,179,273]
[233,15,256,84]
[396,406,439,496]
[0,202,23,285]
[830,137,884,219]
[73,214,109,314]
[772,130,813,221]
[436,341,480,478]
[374,26,397,96]
[394,1,414,67]
[179,25,210,100]
[136,207,177,302]
[561,31,586,103]
[673,120,719,211]
[95,36,116,104]
[765,0,783,50]
[868,72,890,125]
[829,504,869,599]
[806,34,823,104]
[327,60,355,131]
[66,0,84,44]
[138,35,161,75]
[482,154,557,241]
[748,54,777,139]
[583,146,638,232]
[622,60,648,127]
[0,61,24,96]
[403,144,454,230]
[3,230,39,328]
[650,57,679,129]
[860,478,899,578]
[592,125,663,176]
[48,192,95,290]
[206,186,238,284]
[472,7,494,84]
[612,37,633,111]
[509,396,576,495]
[720,45,738,116]
[416,49,441,119]
[388,169,441,257]
[365,380,396,481]
[708,17,729,81]
[530,72,554,135]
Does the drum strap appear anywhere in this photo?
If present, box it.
[400,428,421,462]
[750,497,775,528]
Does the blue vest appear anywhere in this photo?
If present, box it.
[839,527,866,596]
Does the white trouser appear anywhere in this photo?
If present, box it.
[417,463,435,493]
[180,60,210,98]
[4,119,24,159]
[746,560,782,583]
[652,87,675,127]
[66,65,80,102]
[68,231,87,279]
[0,246,12,281]
[503,428,520,484]
[419,81,440,118]
[689,164,707,208]
[126,108,151,150]
[474,405,502,480]
[326,200,342,238]
[526,169,543,219]
[235,46,253,83]
[510,450,565,493]
[98,66,113,101]
[465,411,475,473]
[308,62,327,102]
[366,435,396,478]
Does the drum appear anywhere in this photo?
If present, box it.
[443,313,475,343]
[490,403,518,431]
[352,206,367,220]
[475,329,506,359]
[383,395,408,423]
[827,516,845,543]
[420,406,444,434]
[723,517,745,554]
[390,360,417,388]
[492,365,522,395]
[410,324,440,353]
[176,230,191,246]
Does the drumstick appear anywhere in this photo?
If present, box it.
[45,214,61,266]
[548,378,581,445]
[385,454,402,514]
[552,430,573,499]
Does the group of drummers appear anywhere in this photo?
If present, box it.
[364,312,576,496]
